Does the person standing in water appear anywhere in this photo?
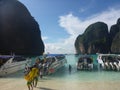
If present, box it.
[69,64,72,74]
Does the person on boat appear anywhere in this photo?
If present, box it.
[39,67,43,79]
[0,59,3,67]
[24,64,30,75]
[34,57,40,68]
[77,57,84,70]
[87,57,93,70]
[83,57,88,69]
[42,60,48,75]
[97,56,104,70]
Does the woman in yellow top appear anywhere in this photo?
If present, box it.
[32,65,39,87]
[24,65,39,90]
[24,67,33,90]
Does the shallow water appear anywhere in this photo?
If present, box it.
[1,54,120,82]
[47,54,120,82]
[0,54,120,90]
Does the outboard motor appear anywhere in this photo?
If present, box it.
[113,60,119,71]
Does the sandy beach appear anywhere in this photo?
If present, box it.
[0,76,120,90]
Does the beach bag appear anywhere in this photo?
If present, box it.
[24,74,30,81]
[24,69,35,81]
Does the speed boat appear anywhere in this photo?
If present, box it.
[97,54,120,71]
[0,55,31,76]
[77,55,93,70]
[45,54,67,74]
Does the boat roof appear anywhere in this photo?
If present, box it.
[0,55,23,59]
[79,54,92,58]
[46,54,66,61]
[98,54,119,56]
[46,54,65,57]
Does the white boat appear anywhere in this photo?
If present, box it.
[0,55,31,76]
[77,55,93,70]
[45,54,67,74]
[97,54,120,71]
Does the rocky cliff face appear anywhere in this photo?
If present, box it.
[75,18,120,54]
[111,32,120,53]
[0,0,44,55]
[110,18,120,53]
[75,22,109,54]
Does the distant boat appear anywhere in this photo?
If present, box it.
[97,54,120,71]
[45,54,67,74]
[0,55,31,76]
[77,55,93,70]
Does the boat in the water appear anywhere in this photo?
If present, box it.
[97,54,120,71]
[77,55,93,70]
[0,55,31,76]
[45,54,67,74]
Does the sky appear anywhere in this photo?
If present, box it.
[19,0,120,54]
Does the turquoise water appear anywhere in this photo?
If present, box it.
[47,54,120,82]
[3,54,120,83]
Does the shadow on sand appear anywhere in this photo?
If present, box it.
[37,87,56,90]
[0,70,24,78]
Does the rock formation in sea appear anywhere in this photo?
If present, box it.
[110,18,120,53]
[75,22,110,54]
[0,0,44,56]
[75,18,120,54]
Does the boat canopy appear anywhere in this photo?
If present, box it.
[0,56,11,67]
[46,54,65,57]
[46,54,65,60]
[0,55,26,67]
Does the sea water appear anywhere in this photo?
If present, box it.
[1,54,120,90]
[2,54,120,82]
[47,54,120,83]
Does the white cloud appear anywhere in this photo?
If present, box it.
[59,13,83,36]
[45,8,120,54]
[45,36,76,54]
[42,36,48,41]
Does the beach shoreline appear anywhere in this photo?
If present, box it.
[0,77,120,90]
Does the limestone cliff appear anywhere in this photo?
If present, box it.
[75,22,109,54]
[110,18,120,53]
[0,0,44,55]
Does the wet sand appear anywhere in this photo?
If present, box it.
[0,77,120,90]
